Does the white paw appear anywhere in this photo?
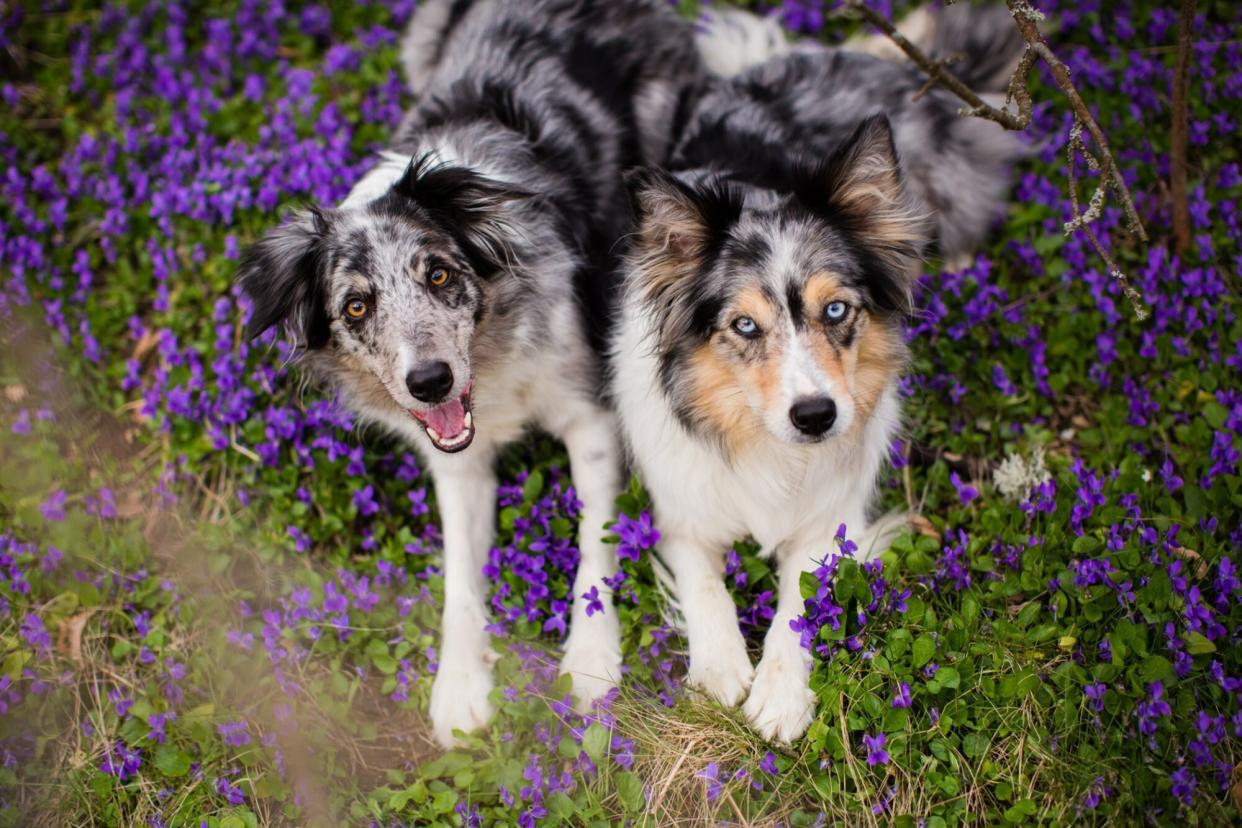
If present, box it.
[687,628,754,707]
[743,650,816,744]
[560,616,621,712]
[429,658,495,748]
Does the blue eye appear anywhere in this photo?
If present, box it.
[825,301,849,323]
[732,316,760,338]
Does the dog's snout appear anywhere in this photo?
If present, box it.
[406,361,454,403]
[789,396,837,436]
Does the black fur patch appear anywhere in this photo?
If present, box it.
[380,154,530,280]
[238,209,331,347]
[785,282,805,329]
[689,293,725,338]
[564,32,642,169]
[724,233,771,272]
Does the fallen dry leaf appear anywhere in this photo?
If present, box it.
[3,384,27,403]
[1172,546,1210,579]
[116,490,145,519]
[57,610,96,667]
[910,514,942,541]
[1232,761,1242,812]
[131,328,161,363]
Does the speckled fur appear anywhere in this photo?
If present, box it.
[238,0,706,749]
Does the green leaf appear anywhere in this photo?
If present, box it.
[616,771,645,813]
[1184,632,1215,655]
[154,746,191,778]
[547,791,575,820]
[912,635,936,668]
[961,593,979,627]
[1203,401,1229,429]
[1003,798,1038,823]
[2,651,31,681]
[1072,534,1101,555]
[431,788,458,813]
[582,722,609,762]
[886,628,912,659]
[962,732,988,757]
[936,667,961,690]
[522,470,544,503]
[1140,655,1174,683]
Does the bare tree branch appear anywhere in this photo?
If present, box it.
[843,1,1027,129]
[1169,0,1196,257]
[841,0,1151,319]
[1005,2,1147,244]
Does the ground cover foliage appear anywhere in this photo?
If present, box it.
[0,0,1240,824]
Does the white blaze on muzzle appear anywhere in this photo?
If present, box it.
[781,331,833,403]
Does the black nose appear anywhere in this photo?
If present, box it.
[406,361,454,403]
[789,397,837,436]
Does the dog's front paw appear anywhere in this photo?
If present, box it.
[429,658,495,748]
[743,650,816,744]
[560,623,622,713]
[688,628,754,707]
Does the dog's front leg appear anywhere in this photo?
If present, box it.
[559,410,623,711]
[664,532,754,707]
[743,543,821,744]
[427,452,498,748]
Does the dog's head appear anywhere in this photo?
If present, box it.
[238,156,529,453]
[628,115,926,452]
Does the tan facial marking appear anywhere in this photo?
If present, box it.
[850,314,906,423]
[733,285,778,330]
[731,286,785,422]
[801,271,906,431]
[686,342,764,453]
[802,271,848,314]
[684,287,787,453]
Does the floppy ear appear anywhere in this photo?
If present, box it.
[800,114,926,314]
[237,208,331,347]
[392,156,532,277]
[625,168,742,336]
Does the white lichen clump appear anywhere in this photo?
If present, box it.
[994,446,1053,502]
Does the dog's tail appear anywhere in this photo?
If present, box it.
[698,4,1023,95]
[693,7,791,79]
[856,511,910,562]
[849,4,1024,94]
[399,0,481,96]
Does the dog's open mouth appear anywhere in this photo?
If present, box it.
[410,393,475,453]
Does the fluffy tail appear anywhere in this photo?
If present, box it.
[693,7,791,79]
[399,0,480,96]
[848,3,1024,94]
[698,4,1023,94]
[856,511,909,562]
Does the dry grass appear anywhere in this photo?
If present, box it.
[614,691,820,826]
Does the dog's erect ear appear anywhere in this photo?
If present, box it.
[625,168,743,345]
[392,156,532,278]
[801,115,926,314]
[626,167,741,297]
[237,208,331,347]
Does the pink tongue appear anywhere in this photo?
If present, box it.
[425,398,466,438]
